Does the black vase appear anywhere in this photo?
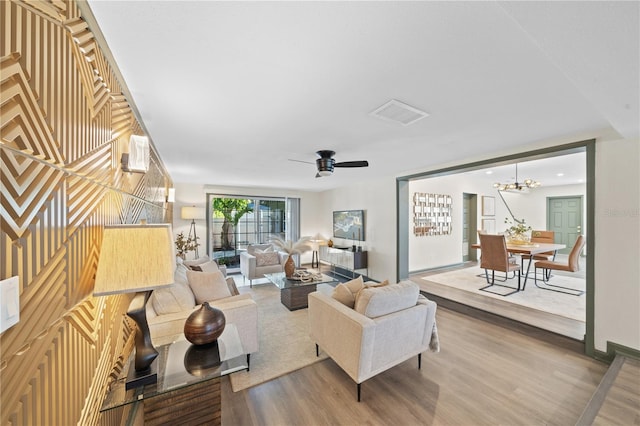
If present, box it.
[184,302,226,345]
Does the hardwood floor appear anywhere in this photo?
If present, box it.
[222,306,608,425]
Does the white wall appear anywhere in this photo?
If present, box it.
[172,182,323,263]
[594,137,639,352]
[318,176,397,281]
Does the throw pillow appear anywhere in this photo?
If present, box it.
[198,260,220,273]
[254,246,274,254]
[187,270,232,304]
[345,275,365,294]
[354,281,419,318]
[150,281,196,315]
[331,283,356,307]
[226,277,240,296]
[365,279,389,288]
[255,252,280,267]
[174,263,190,285]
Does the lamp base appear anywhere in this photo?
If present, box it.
[125,357,158,390]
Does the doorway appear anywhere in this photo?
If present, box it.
[548,196,583,255]
[462,193,478,262]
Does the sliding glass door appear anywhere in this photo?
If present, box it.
[206,194,299,269]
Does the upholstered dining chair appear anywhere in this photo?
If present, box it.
[479,234,521,296]
[522,230,556,278]
[532,235,585,295]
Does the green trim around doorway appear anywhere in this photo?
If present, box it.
[396,138,596,358]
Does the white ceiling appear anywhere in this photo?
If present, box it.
[85,1,638,192]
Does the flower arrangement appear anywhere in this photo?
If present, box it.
[504,217,532,244]
[269,235,311,255]
[175,232,200,259]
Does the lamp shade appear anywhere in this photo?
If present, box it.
[181,206,205,220]
[94,224,175,296]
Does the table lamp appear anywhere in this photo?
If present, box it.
[94,223,175,389]
[181,206,206,258]
[309,233,327,269]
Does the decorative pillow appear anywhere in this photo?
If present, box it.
[183,255,211,267]
[247,244,272,255]
[226,277,240,296]
[345,276,365,294]
[254,246,274,254]
[189,260,220,273]
[150,282,196,315]
[331,283,356,307]
[174,263,190,285]
[255,252,280,267]
[354,281,419,318]
[365,279,389,288]
[187,270,232,304]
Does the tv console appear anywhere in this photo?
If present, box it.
[319,246,368,279]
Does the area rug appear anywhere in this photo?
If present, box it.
[422,266,586,321]
[229,283,328,392]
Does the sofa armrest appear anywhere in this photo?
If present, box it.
[308,292,375,383]
[240,251,256,278]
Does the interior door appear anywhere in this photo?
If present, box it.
[462,193,478,262]
[547,196,583,255]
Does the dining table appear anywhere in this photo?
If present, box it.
[471,241,566,288]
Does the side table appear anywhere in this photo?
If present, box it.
[101,324,247,425]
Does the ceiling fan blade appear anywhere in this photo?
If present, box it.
[334,160,369,168]
[288,158,315,165]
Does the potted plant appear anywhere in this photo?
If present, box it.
[270,236,311,277]
[175,232,200,259]
[504,217,532,245]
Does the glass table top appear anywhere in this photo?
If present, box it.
[264,272,338,289]
[101,324,247,412]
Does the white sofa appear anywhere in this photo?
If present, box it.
[309,280,438,401]
[146,259,259,368]
[240,244,288,286]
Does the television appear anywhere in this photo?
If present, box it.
[333,210,365,241]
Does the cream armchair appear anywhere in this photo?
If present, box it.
[240,244,287,286]
[308,281,438,401]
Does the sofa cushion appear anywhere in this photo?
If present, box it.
[175,263,190,285]
[354,281,419,318]
[255,251,280,267]
[151,281,196,315]
[187,270,232,304]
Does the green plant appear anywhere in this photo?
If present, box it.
[212,198,253,250]
[504,217,532,235]
[175,232,200,258]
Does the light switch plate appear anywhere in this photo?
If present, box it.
[0,276,20,334]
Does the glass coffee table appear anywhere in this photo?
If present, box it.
[265,272,338,310]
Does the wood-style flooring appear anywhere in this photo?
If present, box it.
[221,306,609,426]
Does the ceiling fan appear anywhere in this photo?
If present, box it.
[290,150,369,177]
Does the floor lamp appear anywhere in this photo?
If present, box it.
[181,206,206,258]
[93,223,175,389]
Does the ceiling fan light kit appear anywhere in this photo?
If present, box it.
[312,150,369,178]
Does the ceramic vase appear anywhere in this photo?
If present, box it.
[284,255,295,278]
[184,302,226,345]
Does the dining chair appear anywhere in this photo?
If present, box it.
[522,230,556,278]
[479,234,521,296]
[532,235,585,295]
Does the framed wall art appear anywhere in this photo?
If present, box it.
[482,196,495,216]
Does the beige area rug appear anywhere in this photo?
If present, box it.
[423,267,586,321]
[229,283,328,392]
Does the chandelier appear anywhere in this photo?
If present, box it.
[493,164,541,191]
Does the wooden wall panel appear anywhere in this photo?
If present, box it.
[1,1,173,425]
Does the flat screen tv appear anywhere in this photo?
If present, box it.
[333,210,365,241]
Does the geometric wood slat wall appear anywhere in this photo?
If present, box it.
[1,1,173,424]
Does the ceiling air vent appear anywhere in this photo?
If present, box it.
[370,99,429,126]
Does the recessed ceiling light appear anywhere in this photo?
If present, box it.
[578,179,584,183]
[557,173,564,177]
[485,170,493,175]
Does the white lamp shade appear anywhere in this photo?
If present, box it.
[94,224,175,296]
[181,206,205,220]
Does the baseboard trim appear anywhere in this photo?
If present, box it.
[594,341,640,363]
